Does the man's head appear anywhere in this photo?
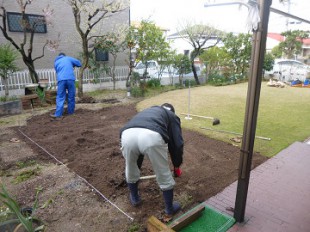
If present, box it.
[58,52,66,56]
[161,103,175,113]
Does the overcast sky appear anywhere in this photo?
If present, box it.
[130,0,310,34]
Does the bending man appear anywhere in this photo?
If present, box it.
[120,103,184,216]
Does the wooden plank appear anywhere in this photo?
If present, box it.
[169,204,205,231]
[21,94,38,100]
[147,216,175,232]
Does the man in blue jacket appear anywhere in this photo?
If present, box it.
[51,53,81,118]
[120,103,184,217]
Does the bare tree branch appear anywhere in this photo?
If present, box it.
[0,1,58,83]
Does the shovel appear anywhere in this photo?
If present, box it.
[181,113,220,125]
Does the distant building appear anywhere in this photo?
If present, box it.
[266,32,310,64]
[167,31,223,57]
[166,31,223,70]
[0,0,130,69]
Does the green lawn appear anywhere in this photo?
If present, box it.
[137,82,310,157]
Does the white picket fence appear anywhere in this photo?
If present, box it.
[0,66,129,96]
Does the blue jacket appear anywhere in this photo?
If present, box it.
[120,106,184,167]
[54,55,81,82]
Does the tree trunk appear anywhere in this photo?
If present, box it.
[77,67,84,98]
[179,74,183,86]
[126,68,132,88]
[23,58,39,83]
[77,37,90,98]
[112,55,117,90]
[2,76,9,97]
[191,62,200,85]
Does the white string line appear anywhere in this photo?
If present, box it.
[18,129,134,222]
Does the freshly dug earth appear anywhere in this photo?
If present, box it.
[0,101,268,231]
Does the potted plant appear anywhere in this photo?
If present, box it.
[0,44,22,116]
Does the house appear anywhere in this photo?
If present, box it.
[0,0,130,70]
[166,31,223,73]
[266,32,310,64]
[167,31,224,58]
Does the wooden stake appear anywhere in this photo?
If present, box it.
[147,216,175,232]
[147,204,205,232]
[169,204,205,231]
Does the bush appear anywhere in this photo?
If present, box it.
[130,86,145,97]
[207,72,227,86]
[0,96,18,102]
[174,83,183,89]
[208,72,248,86]
[146,78,161,88]
[35,87,45,103]
[229,74,247,84]
[0,44,18,99]
[184,79,196,87]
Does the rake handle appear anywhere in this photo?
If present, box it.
[140,175,156,180]
[180,113,214,120]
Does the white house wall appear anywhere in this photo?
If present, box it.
[266,38,280,52]
[168,37,193,55]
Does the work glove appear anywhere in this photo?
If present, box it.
[174,167,182,177]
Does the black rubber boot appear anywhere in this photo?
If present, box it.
[162,189,181,215]
[127,182,141,206]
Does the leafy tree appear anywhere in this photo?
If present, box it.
[0,44,18,98]
[66,0,128,97]
[158,50,177,84]
[222,32,252,78]
[177,23,223,85]
[78,51,107,85]
[263,52,274,73]
[0,1,59,83]
[271,45,282,59]
[95,26,128,90]
[279,30,309,59]
[172,54,192,86]
[199,46,231,78]
[126,20,171,80]
[201,34,273,81]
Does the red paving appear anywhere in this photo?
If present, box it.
[205,141,310,232]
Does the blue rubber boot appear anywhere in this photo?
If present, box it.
[162,189,181,215]
[127,182,141,207]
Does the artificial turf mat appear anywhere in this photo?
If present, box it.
[174,204,236,232]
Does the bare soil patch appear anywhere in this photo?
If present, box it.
[0,99,268,231]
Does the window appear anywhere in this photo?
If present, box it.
[95,48,109,62]
[7,12,47,33]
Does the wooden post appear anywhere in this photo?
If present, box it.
[234,0,272,223]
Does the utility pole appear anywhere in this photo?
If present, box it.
[285,0,291,31]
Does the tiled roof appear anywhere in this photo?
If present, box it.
[268,32,310,45]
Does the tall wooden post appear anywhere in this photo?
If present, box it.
[234,0,272,222]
